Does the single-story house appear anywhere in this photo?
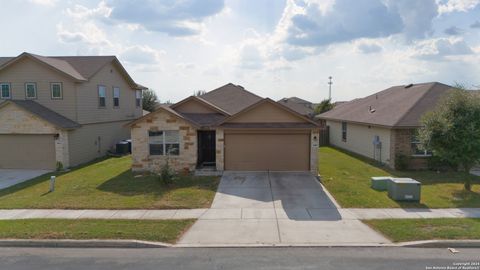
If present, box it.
[317,82,454,170]
[128,83,320,174]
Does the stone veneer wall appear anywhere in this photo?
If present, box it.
[0,102,70,168]
[215,129,224,171]
[390,129,428,170]
[131,110,197,173]
[310,129,320,174]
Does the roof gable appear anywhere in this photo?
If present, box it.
[0,53,146,90]
[171,96,230,115]
[319,82,453,127]
[199,83,262,114]
[127,105,200,128]
[0,53,86,81]
[221,98,319,126]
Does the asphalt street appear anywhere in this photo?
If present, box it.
[1,247,479,270]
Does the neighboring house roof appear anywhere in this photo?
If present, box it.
[277,97,315,117]
[0,52,146,90]
[318,82,454,128]
[199,83,263,114]
[0,100,81,130]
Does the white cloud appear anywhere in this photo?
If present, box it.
[438,0,480,13]
[414,38,473,59]
[356,42,383,54]
[65,1,111,20]
[105,0,225,36]
[29,0,57,6]
[57,22,112,47]
[120,45,164,65]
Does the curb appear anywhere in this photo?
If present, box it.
[399,240,480,248]
[0,239,171,248]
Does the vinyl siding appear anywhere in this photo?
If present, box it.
[68,120,131,166]
[75,62,142,124]
[229,102,305,123]
[0,57,77,120]
[327,120,392,165]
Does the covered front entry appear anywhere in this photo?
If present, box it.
[224,131,310,171]
[0,134,56,170]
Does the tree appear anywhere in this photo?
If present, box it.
[193,90,206,96]
[314,99,334,114]
[418,86,480,190]
[142,89,158,112]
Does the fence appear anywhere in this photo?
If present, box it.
[319,126,329,146]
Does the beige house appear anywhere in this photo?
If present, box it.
[318,82,454,169]
[0,52,146,170]
[129,83,320,174]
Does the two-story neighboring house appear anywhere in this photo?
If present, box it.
[0,52,146,170]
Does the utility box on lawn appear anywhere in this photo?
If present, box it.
[371,176,392,191]
[388,178,421,201]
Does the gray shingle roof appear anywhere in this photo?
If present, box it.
[318,82,454,128]
[5,100,81,130]
[180,113,226,127]
[199,83,263,114]
[0,53,145,89]
[277,97,315,117]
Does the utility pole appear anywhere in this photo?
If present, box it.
[328,76,333,100]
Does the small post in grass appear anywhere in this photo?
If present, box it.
[50,176,56,192]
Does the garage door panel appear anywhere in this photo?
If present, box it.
[224,133,310,171]
[0,135,56,170]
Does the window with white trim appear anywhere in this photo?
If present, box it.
[25,82,37,99]
[113,87,120,107]
[135,90,142,107]
[0,83,11,99]
[51,82,62,99]
[98,85,106,107]
[411,135,432,156]
[149,130,180,156]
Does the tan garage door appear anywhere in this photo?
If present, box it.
[224,132,310,171]
[0,134,56,170]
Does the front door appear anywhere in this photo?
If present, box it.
[197,130,216,168]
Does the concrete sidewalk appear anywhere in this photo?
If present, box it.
[1,208,479,220]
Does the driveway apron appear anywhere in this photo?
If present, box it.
[178,171,389,246]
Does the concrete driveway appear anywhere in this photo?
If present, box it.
[0,169,50,190]
[178,172,389,246]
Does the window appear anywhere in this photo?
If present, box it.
[0,83,11,99]
[51,82,62,99]
[113,87,120,107]
[411,135,432,157]
[149,130,180,156]
[135,90,142,107]
[341,122,347,142]
[25,83,37,99]
[98,85,106,107]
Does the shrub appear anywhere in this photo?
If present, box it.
[56,161,64,172]
[158,160,175,185]
[427,155,457,172]
[395,154,410,171]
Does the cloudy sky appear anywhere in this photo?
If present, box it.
[1,0,479,103]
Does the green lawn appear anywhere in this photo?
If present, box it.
[0,156,220,209]
[364,218,480,242]
[319,147,480,208]
[0,219,194,243]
